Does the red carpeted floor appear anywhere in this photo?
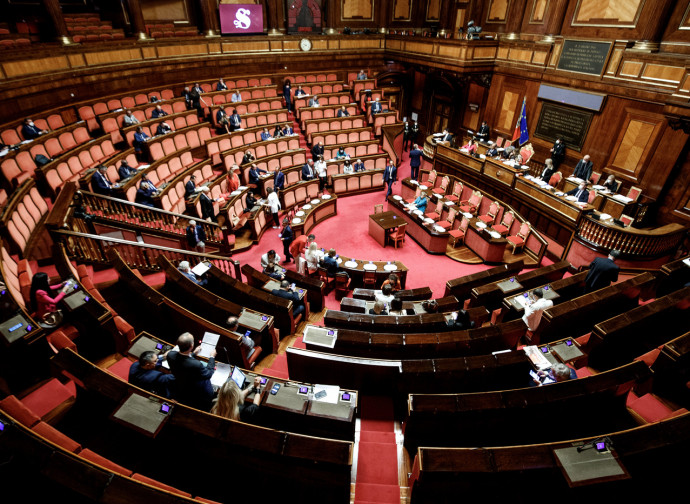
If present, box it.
[355,395,399,503]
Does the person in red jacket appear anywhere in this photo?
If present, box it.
[30,272,73,319]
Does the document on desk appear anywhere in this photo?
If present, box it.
[211,362,232,390]
[313,384,340,404]
[192,261,211,276]
[160,345,179,369]
[198,332,220,358]
[523,345,552,371]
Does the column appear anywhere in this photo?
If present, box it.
[324,0,336,35]
[41,0,75,45]
[542,0,569,39]
[198,0,220,37]
[504,0,528,39]
[126,0,150,41]
[631,0,675,52]
[266,0,285,35]
[438,0,456,38]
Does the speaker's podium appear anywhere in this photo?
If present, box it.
[554,440,630,487]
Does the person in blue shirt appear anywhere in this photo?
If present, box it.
[357,69,367,80]
[282,123,294,136]
[151,105,167,119]
[335,146,349,160]
[231,90,242,103]
[177,260,207,285]
[229,109,242,131]
[322,248,340,277]
[133,126,149,154]
[135,179,157,207]
[353,159,366,172]
[260,127,272,141]
[412,191,428,214]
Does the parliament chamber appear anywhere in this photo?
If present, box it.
[1,1,690,503]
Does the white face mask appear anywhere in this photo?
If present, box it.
[28,122,34,126]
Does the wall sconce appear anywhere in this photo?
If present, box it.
[468,103,479,112]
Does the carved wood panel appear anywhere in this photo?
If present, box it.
[608,109,664,180]
[426,0,441,21]
[572,0,644,27]
[393,0,412,21]
[497,90,519,132]
[342,0,374,20]
[486,0,510,23]
[529,0,549,23]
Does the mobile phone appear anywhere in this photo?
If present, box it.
[291,283,296,290]
[156,343,163,350]
[83,296,90,302]
[341,393,351,402]
[245,330,251,338]
[314,390,327,399]
[159,403,171,414]
[524,292,529,298]
[260,377,268,385]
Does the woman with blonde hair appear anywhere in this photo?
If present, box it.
[304,241,323,274]
[211,376,262,422]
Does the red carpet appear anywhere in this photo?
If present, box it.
[263,353,289,379]
[355,395,399,503]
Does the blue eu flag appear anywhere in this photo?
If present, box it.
[512,97,529,146]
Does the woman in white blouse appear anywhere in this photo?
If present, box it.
[304,241,324,273]
[343,159,353,174]
[315,155,328,193]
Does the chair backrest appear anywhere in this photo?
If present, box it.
[335,272,349,287]
[487,201,499,217]
[627,186,642,202]
[374,204,383,214]
[459,216,469,231]
[427,170,437,185]
[395,224,407,238]
[587,190,597,204]
[517,221,530,238]
[434,199,443,213]
[501,210,515,228]
[469,190,482,206]
[519,143,534,163]
[620,214,634,227]
[363,270,376,282]
[446,207,457,224]
[548,171,562,187]
[452,181,463,197]
[495,137,504,147]
[591,171,601,184]
[440,176,449,190]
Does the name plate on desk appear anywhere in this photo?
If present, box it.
[497,279,523,293]
[308,398,355,421]
[128,334,172,359]
[550,340,584,363]
[62,290,91,311]
[111,392,172,437]
[303,324,337,348]
[238,310,270,332]
[264,384,308,413]
[554,444,629,487]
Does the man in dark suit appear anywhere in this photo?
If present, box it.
[477,121,490,142]
[216,78,227,91]
[308,95,320,107]
[311,141,324,160]
[302,159,316,180]
[566,181,589,203]
[409,144,423,181]
[242,149,256,165]
[91,165,113,196]
[337,105,350,117]
[133,126,149,155]
[166,333,216,411]
[271,280,305,318]
[155,121,172,136]
[199,187,217,222]
[248,163,268,185]
[128,350,175,398]
[573,154,593,182]
[22,118,47,139]
[185,174,198,200]
[273,166,285,192]
[279,217,294,263]
[371,97,382,114]
[353,158,365,172]
[151,105,167,119]
[135,179,157,207]
[229,109,242,131]
[118,160,137,181]
[383,160,397,200]
[186,219,206,252]
[550,137,565,169]
[584,250,620,293]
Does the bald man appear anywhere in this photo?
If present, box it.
[166,333,216,410]
[573,155,593,182]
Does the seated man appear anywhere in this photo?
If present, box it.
[337,105,350,117]
[216,78,227,91]
[133,126,150,154]
[22,118,47,140]
[261,249,282,270]
[151,104,168,119]
[302,159,316,181]
[122,110,140,127]
[135,179,157,207]
[370,97,383,114]
[185,220,206,253]
[531,362,576,387]
[486,141,499,158]
[91,165,113,196]
[155,121,172,136]
[308,95,320,107]
[118,159,138,181]
[166,333,216,411]
[357,69,368,80]
[369,300,388,315]
[566,181,590,203]
[282,123,294,136]
[271,279,305,318]
[226,316,259,359]
[248,163,268,185]
[231,90,242,103]
[178,260,207,285]
[522,288,553,332]
[260,127,273,141]
[128,350,175,398]
[295,85,307,97]
[229,109,242,131]
[353,158,366,172]
[322,248,346,278]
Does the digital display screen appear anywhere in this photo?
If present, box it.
[219,4,264,35]
[341,393,351,401]
[541,346,549,353]
[160,403,170,414]
[299,386,309,394]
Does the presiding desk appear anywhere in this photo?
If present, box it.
[329,253,408,289]
[386,195,450,254]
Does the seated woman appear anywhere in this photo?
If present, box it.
[211,376,262,421]
[335,146,349,160]
[381,273,401,292]
[388,297,404,316]
[461,137,478,155]
[342,159,353,174]
[538,158,556,182]
[408,191,428,214]
[602,174,618,192]
[30,272,74,324]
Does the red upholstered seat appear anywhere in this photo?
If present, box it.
[459,190,482,215]
[478,200,500,225]
[445,181,463,202]
[432,175,449,195]
[80,449,133,476]
[492,210,515,236]
[32,421,82,452]
[107,357,135,381]
[425,199,444,221]
[628,393,688,423]
[448,217,469,248]
[437,207,457,230]
[0,395,41,427]
[21,378,76,420]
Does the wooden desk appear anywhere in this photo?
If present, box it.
[514,176,593,224]
[387,196,449,254]
[368,210,402,247]
[333,255,408,289]
[292,194,337,238]
[465,219,507,263]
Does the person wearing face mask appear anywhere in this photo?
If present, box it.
[550,137,565,169]
[22,118,47,140]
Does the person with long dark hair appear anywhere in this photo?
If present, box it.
[30,272,73,319]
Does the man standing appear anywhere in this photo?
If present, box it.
[477,121,490,142]
[302,159,316,181]
[573,154,593,182]
[271,280,305,318]
[186,219,206,253]
[402,121,411,151]
[311,141,325,160]
[409,144,423,181]
[383,160,397,200]
[128,350,175,398]
[522,288,553,332]
[167,333,216,411]
[584,250,620,294]
[550,137,565,169]
[273,166,285,192]
[279,218,294,263]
